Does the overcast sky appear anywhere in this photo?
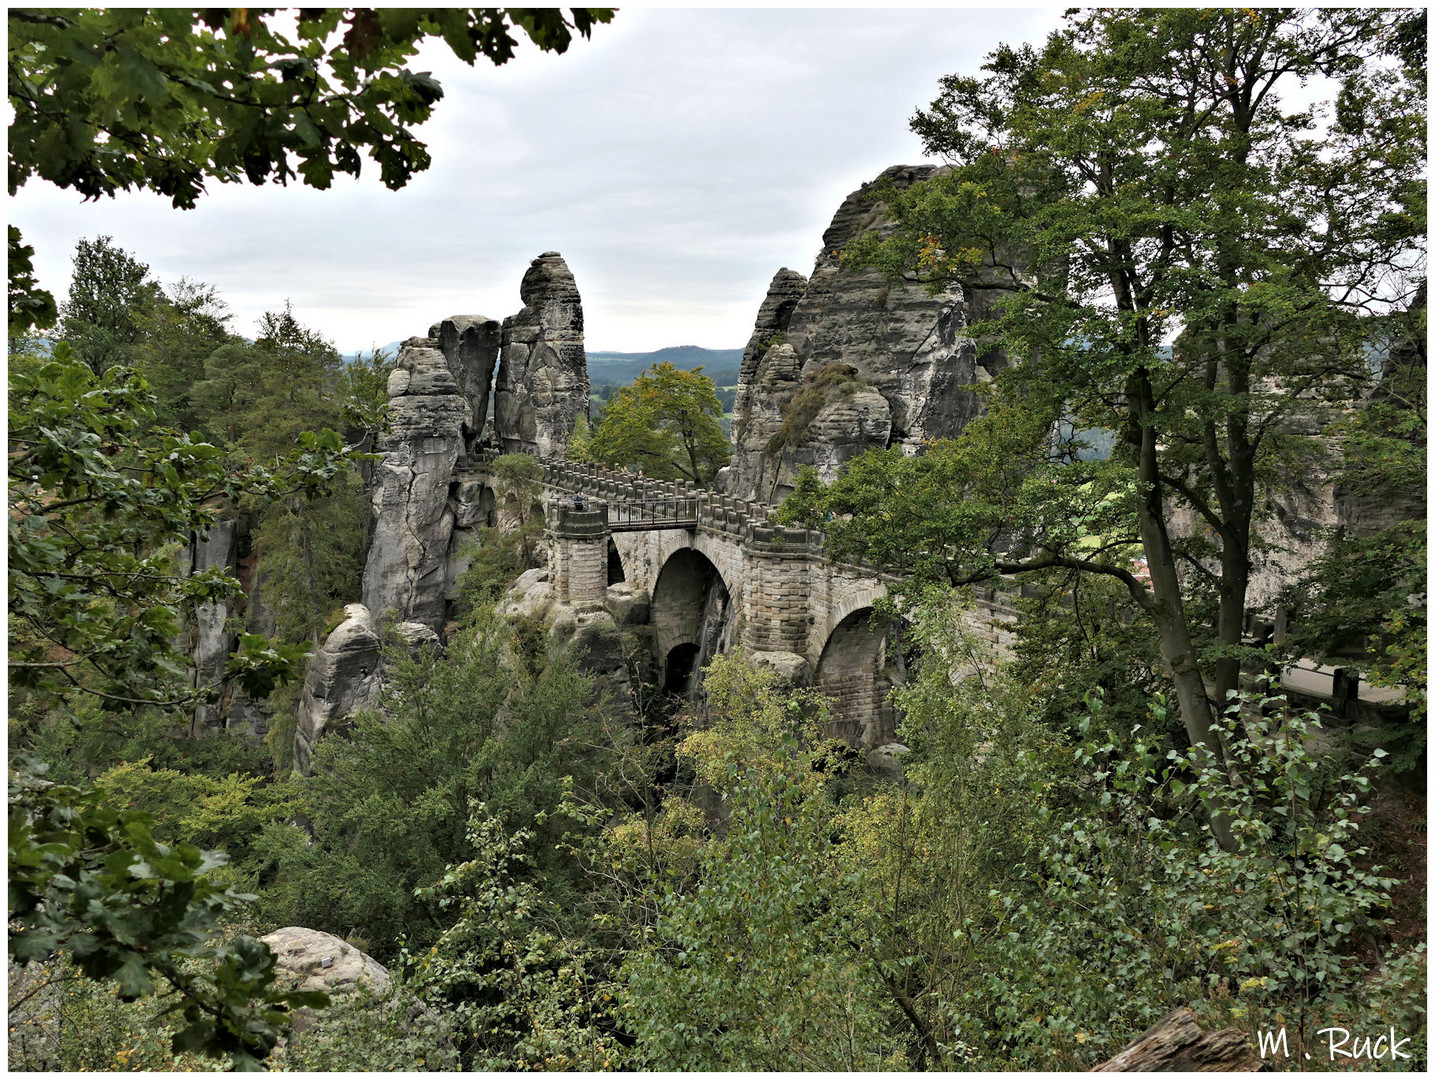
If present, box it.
[12,7,1068,354]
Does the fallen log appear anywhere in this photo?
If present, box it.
[1093,1006,1263,1071]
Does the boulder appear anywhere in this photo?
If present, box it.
[749,650,811,685]
[361,340,465,630]
[606,582,651,627]
[392,620,441,655]
[865,741,911,783]
[292,604,383,776]
[259,926,391,1035]
[493,252,590,458]
[501,568,556,623]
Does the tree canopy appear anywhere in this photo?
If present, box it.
[783,8,1425,849]
[584,361,731,487]
[7,6,613,331]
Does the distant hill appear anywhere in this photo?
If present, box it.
[342,341,404,364]
[588,346,743,388]
[345,342,744,387]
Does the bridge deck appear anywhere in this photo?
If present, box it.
[608,518,698,532]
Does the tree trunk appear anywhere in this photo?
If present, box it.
[1130,370,1238,851]
[1093,1006,1262,1071]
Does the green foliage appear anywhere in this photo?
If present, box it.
[8,8,613,207]
[95,757,296,891]
[1009,569,1173,743]
[8,757,327,1069]
[132,277,235,430]
[8,357,347,711]
[8,224,57,333]
[58,235,160,374]
[566,411,594,462]
[261,612,599,958]
[8,7,614,350]
[765,362,862,454]
[934,690,1404,1068]
[621,735,906,1070]
[587,361,730,486]
[791,10,1426,851]
[404,806,622,1069]
[459,453,547,594]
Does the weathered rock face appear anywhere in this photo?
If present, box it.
[430,314,502,447]
[260,926,391,1035]
[726,165,1010,503]
[493,252,589,458]
[188,518,241,734]
[731,268,808,438]
[262,926,391,998]
[360,338,465,629]
[292,604,383,775]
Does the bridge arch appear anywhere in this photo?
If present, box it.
[606,538,626,585]
[814,605,903,749]
[652,547,735,695]
[813,581,889,669]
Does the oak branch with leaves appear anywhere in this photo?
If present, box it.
[7,6,613,331]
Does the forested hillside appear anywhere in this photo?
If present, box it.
[8,6,1427,1074]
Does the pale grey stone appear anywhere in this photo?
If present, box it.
[493,252,589,458]
[361,340,465,630]
[865,741,911,784]
[292,604,382,776]
[431,315,502,445]
[727,165,1011,503]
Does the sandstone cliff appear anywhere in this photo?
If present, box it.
[493,252,589,458]
[360,338,466,631]
[431,314,502,447]
[724,165,1009,503]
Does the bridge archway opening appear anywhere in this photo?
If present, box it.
[607,539,626,585]
[663,643,701,695]
[816,607,904,748]
[652,548,733,696]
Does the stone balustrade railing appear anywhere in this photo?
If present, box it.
[458,447,1024,604]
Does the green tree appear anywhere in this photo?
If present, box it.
[57,234,160,374]
[9,757,327,1069]
[785,9,1425,849]
[7,7,614,328]
[8,224,56,333]
[133,277,236,430]
[8,357,333,711]
[262,611,598,957]
[620,670,904,1070]
[587,362,731,486]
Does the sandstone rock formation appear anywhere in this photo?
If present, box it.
[261,926,391,998]
[431,314,502,447]
[292,604,383,775]
[260,926,391,1034]
[493,252,589,458]
[188,518,241,734]
[291,605,442,774]
[725,165,1010,503]
[731,268,808,432]
[360,338,465,629]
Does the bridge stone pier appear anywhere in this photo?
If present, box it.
[461,448,1018,749]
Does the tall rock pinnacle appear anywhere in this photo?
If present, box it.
[493,251,589,458]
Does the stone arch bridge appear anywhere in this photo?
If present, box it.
[459,448,1019,748]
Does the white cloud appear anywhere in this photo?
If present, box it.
[10,8,1065,353]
